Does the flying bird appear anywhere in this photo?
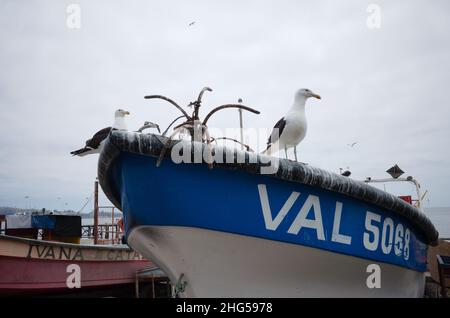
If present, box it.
[189,21,196,26]
[263,88,321,161]
[70,109,130,157]
[347,142,357,148]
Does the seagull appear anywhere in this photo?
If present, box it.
[341,170,351,177]
[340,167,351,176]
[70,109,130,157]
[263,88,321,161]
[189,21,196,26]
[347,142,357,148]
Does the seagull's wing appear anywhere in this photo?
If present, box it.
[84,138,93,147]
[267,117,286,146]
[86,127,112,149]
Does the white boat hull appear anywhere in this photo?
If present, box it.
[128,225,425,298]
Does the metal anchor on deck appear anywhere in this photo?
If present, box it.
[144,87,261,168]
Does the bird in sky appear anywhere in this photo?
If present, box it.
[263,88,321,161]
[70,109,130,157]
[189,21,196,26]
[347,142,358,148]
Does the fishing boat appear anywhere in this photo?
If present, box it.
[0,214,152,296]
[97,89,439,297]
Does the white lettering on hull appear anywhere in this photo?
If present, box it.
[257,184,412,261]
[257,184,349,243]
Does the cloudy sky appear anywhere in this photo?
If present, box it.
[0,0,449,212]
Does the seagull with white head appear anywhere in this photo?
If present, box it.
[70,109,130,157]
[263,88,321,161]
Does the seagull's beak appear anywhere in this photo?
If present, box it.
[311,93,321,100]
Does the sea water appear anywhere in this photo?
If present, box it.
[424,207,450,239]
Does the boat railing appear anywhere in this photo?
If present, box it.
[81,223,123,245]
[364,176,424,209]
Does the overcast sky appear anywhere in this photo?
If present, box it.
[1,0,449,212]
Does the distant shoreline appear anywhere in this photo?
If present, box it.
[0,206,122,219]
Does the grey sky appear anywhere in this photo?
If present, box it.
[0,0,449,211]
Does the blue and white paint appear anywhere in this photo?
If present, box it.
[112,152,428,272]
[256,184,426,271]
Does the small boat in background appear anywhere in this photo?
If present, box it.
[0,213,152,296]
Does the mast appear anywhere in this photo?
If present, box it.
[93,178,99,244]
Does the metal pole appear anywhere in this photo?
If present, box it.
[111,207,115,244]
[238,108,244,150]
[135,272,140,298]
[152,274,155,298]
[93,179,99,245]
[167,280,171,297]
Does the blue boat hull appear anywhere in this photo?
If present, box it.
[98,131,438,297]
